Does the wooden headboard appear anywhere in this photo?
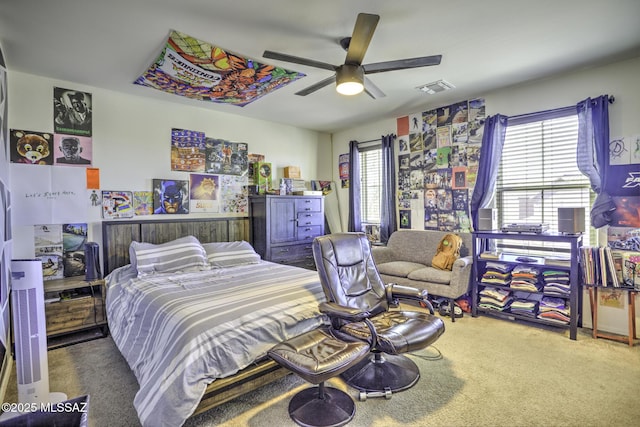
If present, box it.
[101,217,250,275]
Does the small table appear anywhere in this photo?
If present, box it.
[586,286,637,347]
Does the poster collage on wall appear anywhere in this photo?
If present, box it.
[34,223,88,281]
[396,98,485,232]
[102,127,262,219]
[10,87,93,167]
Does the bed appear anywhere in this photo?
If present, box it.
[101,218,327,427]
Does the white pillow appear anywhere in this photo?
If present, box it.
[202,241,261,268]
[129,236,208,276]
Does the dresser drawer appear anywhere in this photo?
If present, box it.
[297,211,323,226]
[295,198,322,213]
[269,243,314,263]
[45,297,97,334]
[297,226,323,241]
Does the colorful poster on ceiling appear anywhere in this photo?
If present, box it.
[135,30,305,107]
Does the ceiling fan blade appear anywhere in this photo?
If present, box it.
[295,75,336,96]
[345,13,380,65]
[364,77,386,99]
[363,55,442,74]
[263,50,337,72]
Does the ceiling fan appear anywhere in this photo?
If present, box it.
[263,13,442,98]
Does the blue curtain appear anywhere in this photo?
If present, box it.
[379,134,397,243]
[470,114,508,230]
[347,140,361,232]
[576,95,614,228]
[577,95,609,192]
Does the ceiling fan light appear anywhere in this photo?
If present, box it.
[336,65,364,95]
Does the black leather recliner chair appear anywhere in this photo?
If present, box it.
[312,232,446,398]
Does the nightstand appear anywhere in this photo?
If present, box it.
[43,276,108,349]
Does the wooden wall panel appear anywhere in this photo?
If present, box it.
[102,223,141,275]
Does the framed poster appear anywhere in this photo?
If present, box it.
[153,179,189,214]
[102,191,134,219]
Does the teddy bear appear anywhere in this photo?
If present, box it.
[12,131,52,165]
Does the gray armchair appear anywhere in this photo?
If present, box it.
[312,232,445,397]
[372,230,474,321]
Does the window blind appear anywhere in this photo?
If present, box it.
[360,147,382,225]
[497,114,593,254]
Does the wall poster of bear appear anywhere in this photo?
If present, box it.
[9,129,54,165]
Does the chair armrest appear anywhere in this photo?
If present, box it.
[371,246,395,265]
[388,283,427,300]
[319,302,371,322]
[386,284,435,314]
[319,302,379,347]
[449,255,473,297]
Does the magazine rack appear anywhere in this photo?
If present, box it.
[585,285,637,347]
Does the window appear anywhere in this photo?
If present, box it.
[359,146,382,225]
[496,112,593,254]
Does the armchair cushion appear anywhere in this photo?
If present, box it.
[376,261,425,278]
[407,267,451,284]
[341,310,443,354]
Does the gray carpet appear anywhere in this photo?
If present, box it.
[5,314,640,427]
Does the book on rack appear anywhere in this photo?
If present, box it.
[580,246,639,288]
[579,246,597,286]
[620,251,640,288]
[598,246,608,286]
[604,246,619,287]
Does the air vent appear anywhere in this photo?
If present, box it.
[417,79,455,94]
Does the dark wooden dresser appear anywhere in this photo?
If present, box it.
[249,195,324,269]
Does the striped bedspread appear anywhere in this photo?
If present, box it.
[106,261,327,427]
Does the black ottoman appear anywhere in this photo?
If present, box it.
[268,327,371,427]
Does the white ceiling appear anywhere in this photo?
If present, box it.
[1,0,639,133]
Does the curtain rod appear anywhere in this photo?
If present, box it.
[357,138,381,145]
[508,94,615,125]
[357,133,397,146]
